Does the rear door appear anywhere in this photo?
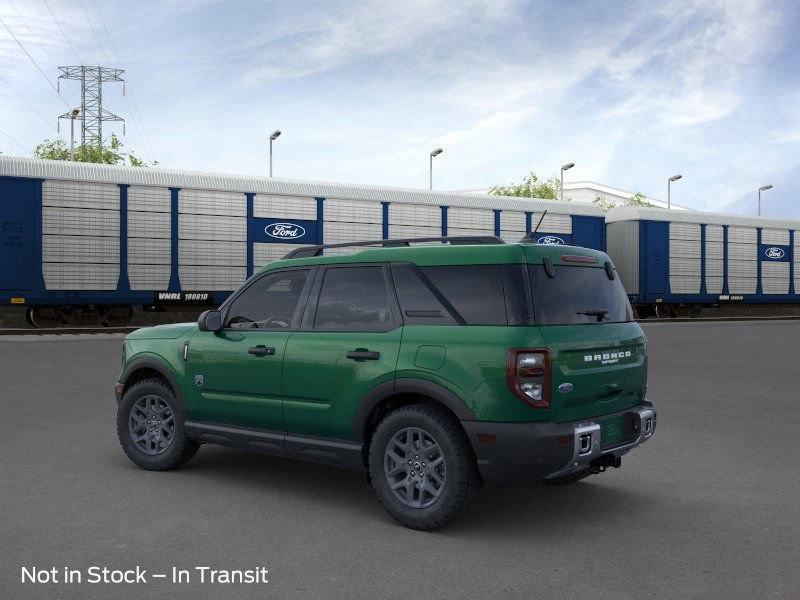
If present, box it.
[0,178,36,291]
[185,267,313,430]
[282,264,402,440]
[529,263,646,425]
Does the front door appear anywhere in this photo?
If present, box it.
[283,264,402,440]
[185,267,313,430]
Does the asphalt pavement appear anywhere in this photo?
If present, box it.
[1,321,798,599]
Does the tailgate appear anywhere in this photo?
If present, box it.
[539,322,646,422]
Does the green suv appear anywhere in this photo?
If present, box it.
[115,237,656,530]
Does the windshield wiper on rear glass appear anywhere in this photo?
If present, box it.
[577,309,609,322]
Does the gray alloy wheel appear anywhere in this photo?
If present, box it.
[383,426,446,509]
[128,395,176,456]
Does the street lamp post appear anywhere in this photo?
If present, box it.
[560,162,575,202]
[667,174,682,209]
[758,184,773,216]
[269,130,281,177]
[429,148,443,190]
[68,108,80,161]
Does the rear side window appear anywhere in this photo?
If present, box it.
[529,265,633,325]
[314,266,393,331]
[420,265,507,325]
[391,264,458,325]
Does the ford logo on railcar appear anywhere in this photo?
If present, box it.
[537,235,565,245]
[764,246,785,260]
[265,222,305,240]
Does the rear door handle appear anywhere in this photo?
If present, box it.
[346,350,381,361]
[248,345,275,356]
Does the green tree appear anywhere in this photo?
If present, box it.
[489,171,563,200]
[593,191,653,212]
[33,134,155,166]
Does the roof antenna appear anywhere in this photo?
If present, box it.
[532,209,548,236]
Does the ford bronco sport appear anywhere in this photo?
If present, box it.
[115,236,656,530]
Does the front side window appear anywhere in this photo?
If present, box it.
[529,264,633,325]
[226,269,309,329]
[314,266,392,331]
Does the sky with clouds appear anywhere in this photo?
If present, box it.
[1,0,798,217]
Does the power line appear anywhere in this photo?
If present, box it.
[43,0,83,66]
[76,0,112,64]
[0,14,70,108]
[7,0,81,106]
[0,72,59,132]
[89,0,156,162]
[0,126,31,153]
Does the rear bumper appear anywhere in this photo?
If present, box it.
[461,402,656,485]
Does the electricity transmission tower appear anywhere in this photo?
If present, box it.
[57,66,125,146]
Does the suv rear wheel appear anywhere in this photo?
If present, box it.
[368,404,482,530]
[117,378,200,471]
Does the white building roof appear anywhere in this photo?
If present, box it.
[606,205,800,230]
[0,156,605,217]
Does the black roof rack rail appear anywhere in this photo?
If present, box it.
[282,236,505,259]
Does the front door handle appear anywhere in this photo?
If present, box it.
[346,350,381,361]
[248,345,276,356]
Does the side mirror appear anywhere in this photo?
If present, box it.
[198,309,223,332]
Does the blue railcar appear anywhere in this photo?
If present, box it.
[0,157,606,326]
[606,206,799,317]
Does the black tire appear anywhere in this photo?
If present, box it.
[542,470,591,486]
[117,378,199,471]
[368,404,482,531]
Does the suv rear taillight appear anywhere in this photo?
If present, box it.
[507,349,551,409]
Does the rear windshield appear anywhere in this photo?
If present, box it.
[529,264,633,325]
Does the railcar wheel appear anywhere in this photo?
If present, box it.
[103,305,133,327]
[28,306,64,328]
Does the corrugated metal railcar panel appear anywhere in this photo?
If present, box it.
[179,214,246,241]
[43,235,119,264]
[670,274,701,294]
[728,226,757,244]
[705,258,724,278]
[706,276,723,293]
[447,207,494,230]
[706,225,724,242]
[728,244,756,261]
[728,260,757,278]
[128,186,170,213]
[532,213,572,234]
[128,211,170,239]
[128,238,170,265]
[669,239,701,259]
[669,222,701,241]
[179,240,246,266]
[43,206,119,237]
[324,221,382,243]
[795,235,800,275]
[42,180,119,210]
[502,211,526,232]
[179,189,245,217]
[669,257,701,275]
[129,265,170,290]
[761,262,789,294]
[324,198,382,224]
[606,221,639,295]
[253,243,310,267]
[254,195,316,220]
[43,263,119,290]
[389,224,441,239]
[500,230,526,243]
[389,203,441,226]
[446,227,496,238]
[761,229,790,245]
[728,277,757,294]
[179,266,247,291]
[705,239,724,260]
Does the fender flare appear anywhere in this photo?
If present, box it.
[117,356,185,407]
[351,378,476,442]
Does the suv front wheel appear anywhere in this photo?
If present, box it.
[368,404,482,530]
[117,378,200,471]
